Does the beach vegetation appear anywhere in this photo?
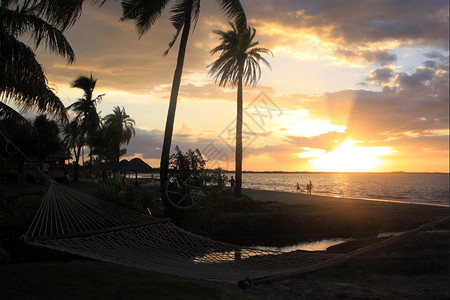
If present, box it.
[66,74,103,177]
[209,22,272,197]
[0,115,64,184]
[120,0,247,207]
[102,106,135,164]
[64,74,103,181]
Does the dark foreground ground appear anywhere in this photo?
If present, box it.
[1,184,449,299]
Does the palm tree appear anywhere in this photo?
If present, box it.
[0,0,88,124]
[63,119,84,181]
[67,74,104,178]
[209,22,272,197]
[103,106,135,164]
[121,0,247,203]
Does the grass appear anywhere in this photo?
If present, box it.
[0,260,247,299]
[0,181,250,299]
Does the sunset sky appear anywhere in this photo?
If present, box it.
[35,0,449,172]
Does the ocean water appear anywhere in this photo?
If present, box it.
[241,172,450,207]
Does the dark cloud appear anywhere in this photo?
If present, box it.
[295,0,448,48]
[334,48,397,65]
[125,128,164,159]
[248,0,448,67]
[366,57,449,98]
[366,67,395,84]
[361,50,397,66]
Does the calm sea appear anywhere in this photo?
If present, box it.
[240,172,449,207]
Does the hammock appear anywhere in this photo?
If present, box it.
[22,182,450,287]
[23,182,340,284]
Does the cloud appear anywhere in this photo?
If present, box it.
[285,131,348,152]
[366,67,395,84]
[367,56,449,97]
[334,48,397,66]
[124,128,164,160]
[247,0,448,66]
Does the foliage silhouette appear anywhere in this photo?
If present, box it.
[209,22,271,196]
[121,0,247,207]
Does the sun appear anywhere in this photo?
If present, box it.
[303,140,394,172]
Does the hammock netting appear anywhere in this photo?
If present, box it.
[23,182,338,283]
[23,182,448,286]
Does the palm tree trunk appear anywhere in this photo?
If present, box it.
[160,1,192,206]
[235,65,244,197]
[73,145,81,182]
[89,145,93,173]
[17,159,27,185]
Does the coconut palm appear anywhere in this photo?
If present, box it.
[0,0,90,124]
[103,106,135,164]
[63,119,84,181]
[209,22,272,196]
[121,0,246,203]
[67,74,104,177]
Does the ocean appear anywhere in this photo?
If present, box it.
[240,172,449,207]
[141,172,449,207]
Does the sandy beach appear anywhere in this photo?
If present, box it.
[227,189,450,299]
[214,188,449,246]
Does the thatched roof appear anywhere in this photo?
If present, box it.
[101,158,152,172]
[122,158,152,172]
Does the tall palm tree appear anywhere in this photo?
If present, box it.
[121,0,246,203]
[209,22,272,197]
[103,106,135,164]
[67,74,104,177]
[63,118,84,180]
[0,0,90,124]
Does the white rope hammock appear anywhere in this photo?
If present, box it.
[21,182,449,287]
[23,182,340,284]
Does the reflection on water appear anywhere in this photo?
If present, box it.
[377,231,405,238]
[193,238,350,263]
[258,238,351,252]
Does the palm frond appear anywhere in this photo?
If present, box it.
[29,0,84,31]
[216,0,246,28]
[121,0,170,38]
[1,7,75,63]
[71,74,98,100]
[0,102,30,127]
[209,23,272,88]
[163,0,200,55]
[0,30,68,123]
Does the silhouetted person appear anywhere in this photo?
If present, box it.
[306,181,313,195]
[229,176,235,192]
[296,182,300,192]
[42,162,49,176]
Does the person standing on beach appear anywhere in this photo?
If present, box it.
[42,162,49,176]
[229,176,236,192]
[306,181,313,195]
[296,182,300,192]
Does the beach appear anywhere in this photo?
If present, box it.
[215,188,449,247]
[1,183,449,299]
[231,189,450,299]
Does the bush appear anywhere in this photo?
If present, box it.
[95,180,139,210]
[170,189,266,237]
[0,243,10,264]
[95,180,164,217]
